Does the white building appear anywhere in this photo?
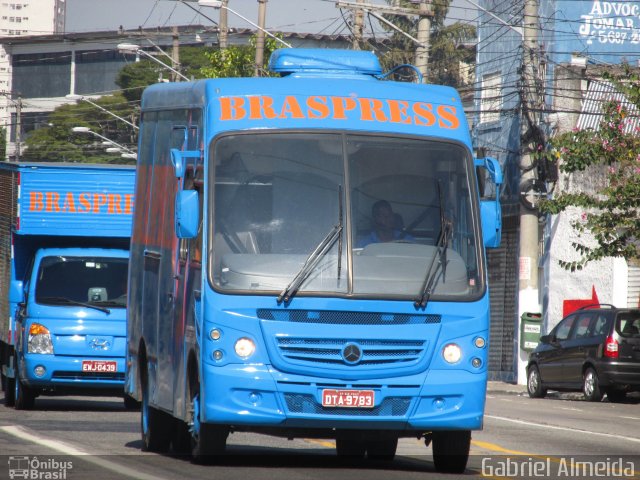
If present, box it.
[0,0,65,155]
[0,0,65,36]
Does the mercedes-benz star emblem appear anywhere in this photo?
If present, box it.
[342,342,362,365]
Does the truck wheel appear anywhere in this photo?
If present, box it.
[583,367,603,402]
[14,375,35,410]
[140,378,170,452]
[432,430,471,474]
[367,437,398,461]
[527,365,547,398]
[190,393,229,463]
[123,395,140,410]
[336,432,367,460]
[4,376,15,407]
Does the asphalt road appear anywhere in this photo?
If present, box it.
[0,389,638,480]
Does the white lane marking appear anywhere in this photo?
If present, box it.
[0,425,170,480]
[558,407,582,412]
[621,416,640,421]
[486,415,640,443]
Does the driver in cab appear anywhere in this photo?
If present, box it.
[358,200,414,247]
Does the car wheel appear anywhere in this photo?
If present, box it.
[606,390,627,403]
[583,367,603,402]
[527,365,547,398]
[432,430,471,474]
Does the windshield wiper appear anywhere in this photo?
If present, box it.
[414,181,452,309]
[37,296,111,314]
[278,186,343,305]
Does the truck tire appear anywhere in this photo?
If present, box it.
[335,437,367,459]
[140,377,170,452]
[14,375,35,410]
[367,437,398,461]
[432,430,471,474]
[4,376,15,407]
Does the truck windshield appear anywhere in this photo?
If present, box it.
[35,256,129,308]
[210,132,483,300]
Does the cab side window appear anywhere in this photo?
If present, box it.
[554,315,576,341]
[591,314,609,336]
[570,313,593,340]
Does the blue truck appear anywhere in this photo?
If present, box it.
[0,162,135,409]
[126,49,502,472]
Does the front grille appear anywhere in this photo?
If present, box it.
[258,309,441,325]
[277,337,426,366]
[52,371,124,382]
[285,393,410,416]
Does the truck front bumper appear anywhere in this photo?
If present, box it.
[20,354,125,390]
[200,363,486,431]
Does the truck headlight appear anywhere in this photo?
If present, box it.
[28,323,54,354]
[234,337,256,359]
[442,343,462,364]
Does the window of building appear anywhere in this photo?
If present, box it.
[480,72,502,124]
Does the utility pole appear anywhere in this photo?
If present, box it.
[219,0,229,48]
[517,0,542,384]
[336,1,432,81]
[172,26,181,82]
[254,0,267,77]
[414,0,431,81]
[352,0,365,49]
[14,96,21,162]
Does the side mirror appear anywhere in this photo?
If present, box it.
[475,156,503,248]
[170,149,201,179]
[175,190,199,238]
[9,280,24,304]
[539,334,550,344]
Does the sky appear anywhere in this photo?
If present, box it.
[66,0,478,35]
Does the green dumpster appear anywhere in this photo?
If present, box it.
[521,312,543,351]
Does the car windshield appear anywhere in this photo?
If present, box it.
[209,132,483,300]
[35,256,129,308]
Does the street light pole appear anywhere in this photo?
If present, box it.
[66,94,138,130]
[117,43,190,82]
[71,126,137,156]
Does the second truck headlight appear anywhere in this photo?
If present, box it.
[28,323,54,354]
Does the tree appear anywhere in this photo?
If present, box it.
[199,36,281,79]
[378,0,476,86]
[540,65,640,270]
[115,46,217,103]
[22,93,137,164]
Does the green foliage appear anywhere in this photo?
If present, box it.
[378,0,476,86]
[200,35,281,79]
[539,67,640,270]
[115,46,216,103]
[22,94,137,164]
[115,59,160,104]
